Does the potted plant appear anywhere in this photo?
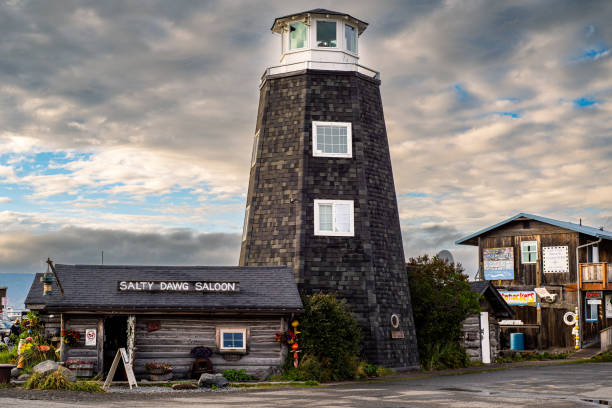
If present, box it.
[66,359,94,377]
[145,362,173,381]
[60,329,80,346]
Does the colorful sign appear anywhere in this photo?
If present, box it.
[85,329,96,346]
[543,246,569,273]
[586,291,602,299]
[605,295,612,318]
[499,290,537,306]
[483,247,514,280]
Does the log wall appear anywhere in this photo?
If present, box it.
[64,316,99,364]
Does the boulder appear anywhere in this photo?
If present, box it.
[33,360,59,377]
[57,366,76,382]
[10,367,19,378]
[254,366,274,381]
[17,373,30,381]
[198,373,229,388]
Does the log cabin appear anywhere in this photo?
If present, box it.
[456,213,612,350]
[25,264,303,379]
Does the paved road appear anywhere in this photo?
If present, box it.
[3,362,612,407]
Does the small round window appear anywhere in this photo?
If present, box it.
[390,314,400,328]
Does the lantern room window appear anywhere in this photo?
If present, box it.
[345,24,357,53]
[317,21,336,47]
[289,22,307,50]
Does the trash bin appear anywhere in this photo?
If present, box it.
[510,333,525,350]
[0,364,16,384]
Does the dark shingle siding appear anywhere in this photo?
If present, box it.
[25,264,302,312]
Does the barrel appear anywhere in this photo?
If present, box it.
[510,333,525,350]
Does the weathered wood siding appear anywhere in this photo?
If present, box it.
[134,316,284,379]
[462,314,500,363]
[64,316,99,364]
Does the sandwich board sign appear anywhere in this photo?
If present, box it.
[103,347,137,390]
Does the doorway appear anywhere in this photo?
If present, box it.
[104,315,127,378]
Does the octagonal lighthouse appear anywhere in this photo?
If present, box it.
[240,9,419,369]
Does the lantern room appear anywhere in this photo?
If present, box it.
[269,9,370,75]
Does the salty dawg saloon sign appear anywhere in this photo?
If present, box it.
[118,281,240,293]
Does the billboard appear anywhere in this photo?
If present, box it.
[499,290,537,306]
[483,247,514,280]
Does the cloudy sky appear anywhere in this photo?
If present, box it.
[1,0,611,307]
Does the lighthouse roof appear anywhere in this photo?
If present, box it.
[271,9,368,34]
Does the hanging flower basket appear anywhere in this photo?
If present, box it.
[61,330,81,346]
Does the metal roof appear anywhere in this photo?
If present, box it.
[25,264,303,314]
[456,212,612,246]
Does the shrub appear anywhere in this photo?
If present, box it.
[222,368,256,382]
[407,255,481,370]
[39,370,73,390]
[24,373,44,389]
[297,293,362,381]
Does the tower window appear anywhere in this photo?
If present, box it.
[316,21,336,47]
[314,199,354,236]
[521,241,538,264]
[242,206,250,241]
[345,24,357,53]
[251,130,259,167]
[289,22,307,50]
[312,121,352,158]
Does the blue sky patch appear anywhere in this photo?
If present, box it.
[574,97,598,108]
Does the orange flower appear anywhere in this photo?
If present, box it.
[38,345,51,352]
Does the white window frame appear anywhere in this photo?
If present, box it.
[585,299,598,322]
[242,206,250,241]
[251,130,260,167]
[219,328,247,352]
[288,21,308,51]
[312,121,352,158]
[314,199,354,237]
[521,241,538,264]
[344,23,357,54]
[314,19,338,49]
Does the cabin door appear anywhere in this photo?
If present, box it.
[103,316,128,378]
[480,312,491,364]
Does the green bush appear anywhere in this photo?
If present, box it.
[297,293,362,382]
[407,255,481,370]
[222,368,256,382]
[24,371,104,392]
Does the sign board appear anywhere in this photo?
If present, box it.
[118,280,240,293]
[542,246,569,273]
[499,290,537,306]
[586,292,602,299]
[103,347,137,390]
[391,331,405,339]
[606,294,612,318]
[588,299,602,305]
[483,247,514,280]
[85,329,96,346]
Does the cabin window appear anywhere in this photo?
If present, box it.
[345,24,357,53]
[585,299,599,322]
[251,130,260,167]
[242,206,250,241]
[521,241,538,264]
[314,199,354,236]
[289,22,307,49]
[219,328,247,351]
[312,121,352,158]
[316,20,336,47]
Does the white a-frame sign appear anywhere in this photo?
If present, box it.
[103,347,138,390]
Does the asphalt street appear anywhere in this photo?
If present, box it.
[2,362,612,407]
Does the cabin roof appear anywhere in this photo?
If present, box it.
[456,212,612,246]
[271,9,368,34]
[25,264,303,314]
[470,281,514,318]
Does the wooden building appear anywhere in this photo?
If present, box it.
[25,264,303,379]
[462,281,513,363]
[457,213,612,349]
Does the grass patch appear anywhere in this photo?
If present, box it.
[495,351,568,364]
[590,352,612,362]
[24,371,104,392]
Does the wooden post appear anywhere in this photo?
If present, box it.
[127,315,135,366]
[97,318,104,375]
[536,235,542,350]
[59,313,66,362]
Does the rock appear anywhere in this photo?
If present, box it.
[254,366,274,381]
[10,367,19,378]
[198,373,229,388]
[33,360,59,377]
[57,366,76,382]
[172,383,197,390]
[17,373,30,381]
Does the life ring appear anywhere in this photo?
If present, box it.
[563,311,577,326]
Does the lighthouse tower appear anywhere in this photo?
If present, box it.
[240,9,419,368]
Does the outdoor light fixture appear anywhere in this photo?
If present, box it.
[41,264,56,296]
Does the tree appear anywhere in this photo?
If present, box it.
[407,255,481,369]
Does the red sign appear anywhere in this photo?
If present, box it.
[587,292,602,299]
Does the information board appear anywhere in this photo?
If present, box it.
[606,294,612,318]
[543,246,569,273]
[499,290,537,306]
[483,247,514,280]
[85,329,96,346]
[103,347,137,390]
